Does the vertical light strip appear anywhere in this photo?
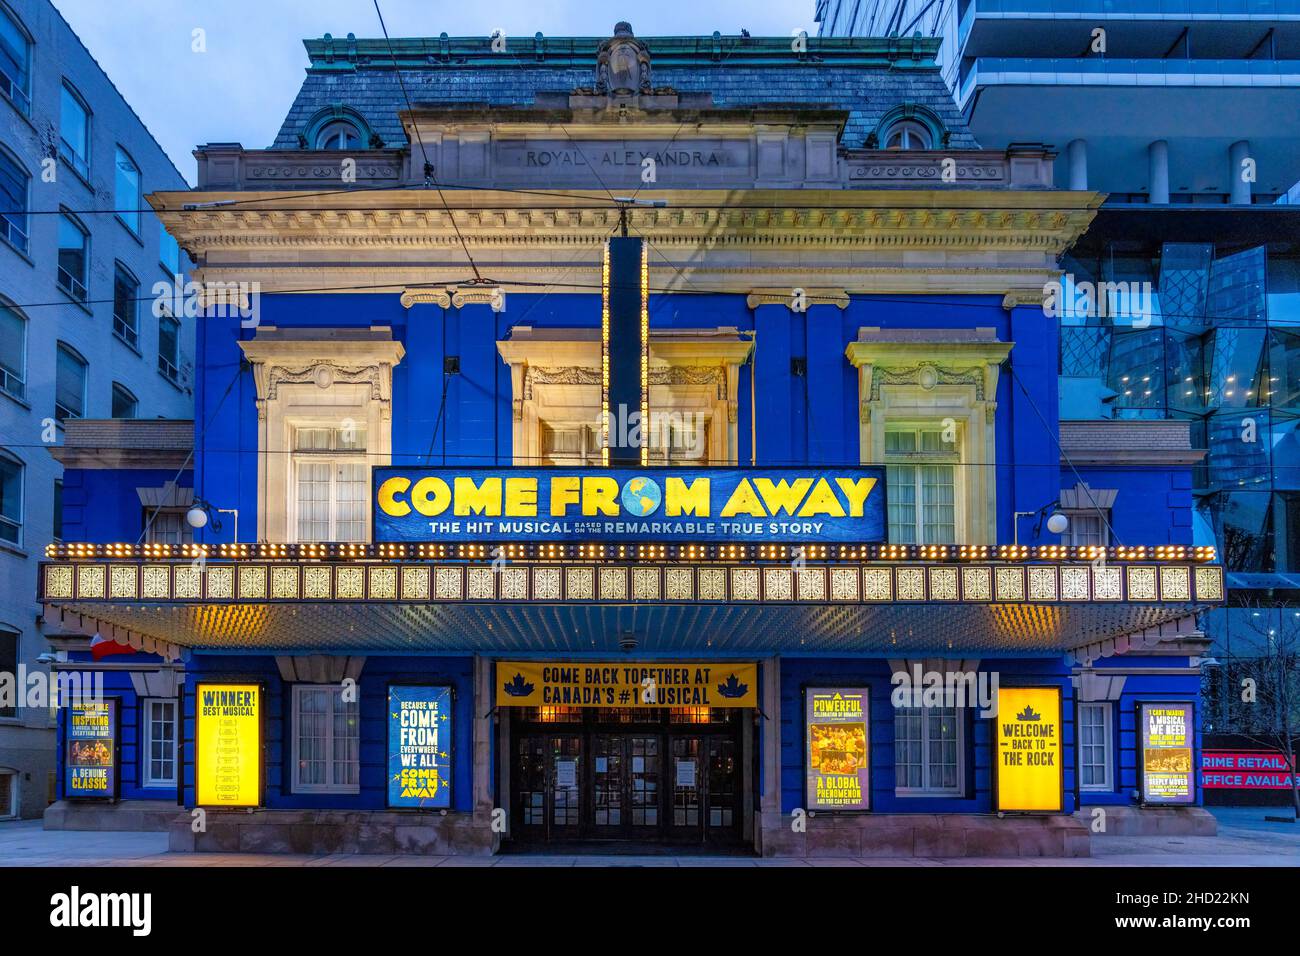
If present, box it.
[640,241,649,466]
[601,242,611,467]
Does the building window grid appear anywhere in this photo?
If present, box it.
[1079,702,1114,791]
[291,685,359,793]
[144,509,192,545]
[292,426,368,543]
[894,705,963,795]
[142,698,177,788]
[885,427,958,545]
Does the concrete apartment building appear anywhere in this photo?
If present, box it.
[0,0,193,818]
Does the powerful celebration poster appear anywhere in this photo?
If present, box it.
[196,683,261,807]
[805,688,870,811]
[65,700,117,800]
[1140,701,1195,805]
[995,687,1063,812]
[387,685,452,809]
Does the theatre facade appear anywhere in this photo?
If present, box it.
[40,26,1223,857]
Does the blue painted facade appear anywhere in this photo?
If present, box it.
[52,284,1203,823]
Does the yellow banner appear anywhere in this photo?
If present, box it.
[497,662,758,708]
[995,686,1062,812]
[196,683,261,807]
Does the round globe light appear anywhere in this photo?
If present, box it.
[186,505,209,529]
[1046,512,1070,535]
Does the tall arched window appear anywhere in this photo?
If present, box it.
[115,146,141,234]
[0,2,31,115]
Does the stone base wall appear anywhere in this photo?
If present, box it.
[166,809,499,856]
[1075,805,1217,837]
[44,800,178,832]
[759,812,1091,858]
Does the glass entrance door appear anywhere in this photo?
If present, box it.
[514,734,581,843]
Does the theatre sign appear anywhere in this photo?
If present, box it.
[374,466,886,544]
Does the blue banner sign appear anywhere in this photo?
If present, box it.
[374,467,887,544]
[387,685,452,809]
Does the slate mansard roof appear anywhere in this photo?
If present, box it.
[270,32,979,151]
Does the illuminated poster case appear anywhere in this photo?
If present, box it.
[65,698,119,801]
[1138,700,1196,806]
[804,687,870,811]
[196,683,263,808]
[387,685,453,809]
[994,686,1063,812]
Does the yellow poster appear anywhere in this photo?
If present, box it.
[995,686,1062,812]
[497,662,758,708]
[196,683,261,807]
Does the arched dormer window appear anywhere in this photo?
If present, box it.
[303,106,378,151]
[872,105,948,152]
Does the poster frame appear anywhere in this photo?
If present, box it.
[992,684,1064,815]
[801,683,872,814]
[64,695,121,803]
[194,680,265,809]
[1136,699,1197,808]
[385,682,456,812]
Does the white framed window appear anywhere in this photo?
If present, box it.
[315,120,363,150]
[1064,510,1109,547]
[884,119,932,150]
[894,705,963,795]
[540,421,601,466]
[142,698,177,788]
[143,508,192,545]
[291,424,368,542]
[885,426,959,544]
[291,684,359,794]
[1078,702,1114,792]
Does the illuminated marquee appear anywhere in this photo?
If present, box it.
[374,466,886,544]
[196,683,262,807]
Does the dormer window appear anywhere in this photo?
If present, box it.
[315,120,362,150]
[884,120,932,151]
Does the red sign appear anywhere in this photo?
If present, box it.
[1201,751,1299,790]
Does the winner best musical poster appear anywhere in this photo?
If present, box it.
[805,688,870,811]
[388,685,452,809]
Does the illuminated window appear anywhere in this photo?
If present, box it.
[885,427,958,544]
[291,425,369,542]
[142,698,177,788]
[894,705,963,795]
[291,684,359,793]
[1079,703,1113,791]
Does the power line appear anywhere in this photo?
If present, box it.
[372,0,483,284]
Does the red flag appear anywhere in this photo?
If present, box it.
[89,634,135,660]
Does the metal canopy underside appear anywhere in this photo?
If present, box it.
[49,600,1203,656]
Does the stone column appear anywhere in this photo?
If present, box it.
[1147,140,1169,205]
[1229,140,1252,205]
[1067,139,1088,191]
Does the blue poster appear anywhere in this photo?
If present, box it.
[374,466,887,544]
[387,686,452,809]
[65,699,117,800]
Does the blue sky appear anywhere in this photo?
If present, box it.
[52,0,819,184]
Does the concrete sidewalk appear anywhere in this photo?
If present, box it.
[1,808,1298,866]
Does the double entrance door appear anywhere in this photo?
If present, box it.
[511,709,743,847]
